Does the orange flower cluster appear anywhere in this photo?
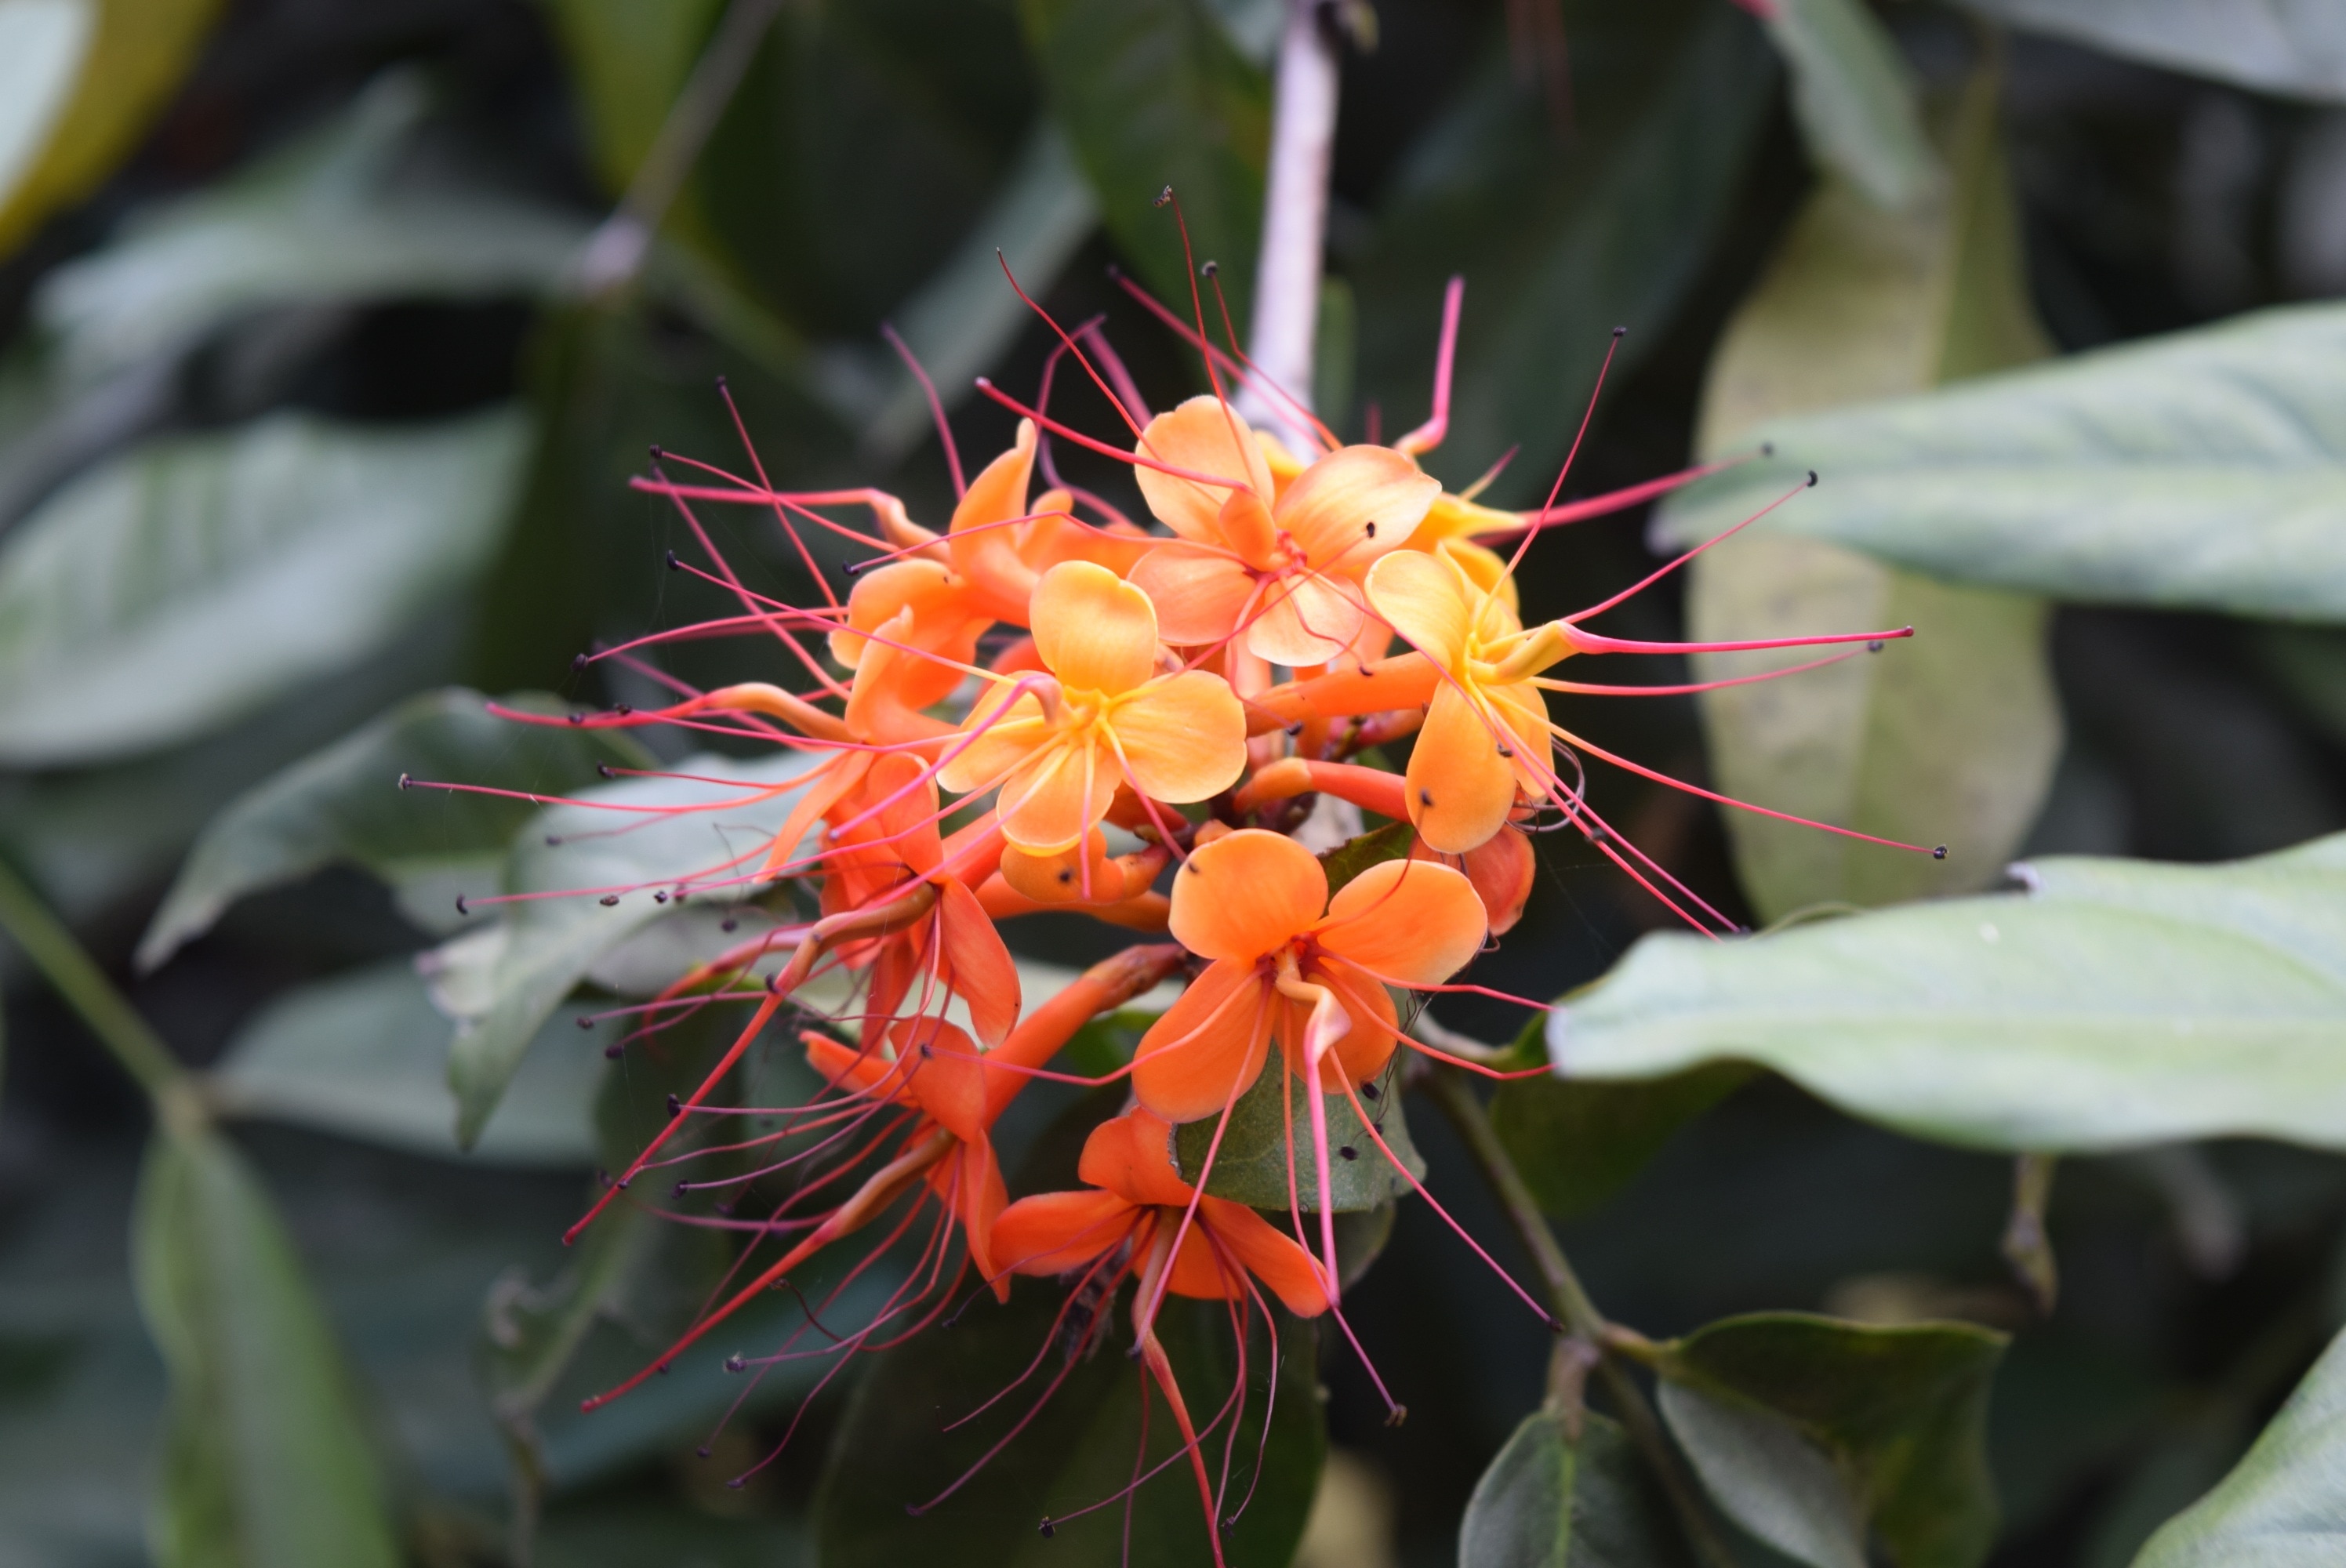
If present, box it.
[474,278,1930,1551]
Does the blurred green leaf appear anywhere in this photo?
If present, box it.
[1760,0,1940,212]
[2250,623,2346,750]
[1951,0,2346,103]
[1491,1062,1753,1220]
[815,1290,1322,1567]
[1654,302,2346,622]
[1547,833,2346,1153]
[479,1203,656,1423]
[1458,1409,1688,1567]
[0,405,532,768]
[139,687,651,970]
[0,0,223,260]
[35,71,591,384]
[210,959,605,1166]
[538,0,725,200]
[1171,1051,1423,1212]
[1353,0,1775,487]
[433,746,823,1147]
[1669,68,2060,922]
[1022,0,1268,314]
[535,1500,804,1568]
[132,1124,400,1568]
[2132,1325,2346,1567]
[1655,1312,2006,1568]
[1316,818,1413,895]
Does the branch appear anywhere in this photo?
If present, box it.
[0,856,194,1117]
[1234,0,1342,448]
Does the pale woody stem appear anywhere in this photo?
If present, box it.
[1235,0,1341,450]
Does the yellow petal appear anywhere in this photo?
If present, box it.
[1316,857,1487,985]
[1245,570,1363,668]
[1407,681,1520,852]
[1275,445,1440,564]
[1109,670,1247,803]
[995,737,1119,853]
[1437,537,1523,621]
[1133,396,1273,541]
[1366,548,1473,668]
[1168,828,1324,960]
[1128,542,1258,646]
[1030,560,1157,695]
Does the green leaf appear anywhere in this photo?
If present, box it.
[1316,818,1414,895]
[0,0,223,260]
[1022,0,1269,314]
[1546,833,2346,1154]
[139,688,650,969]
[1760,0,1940,212]
[35,71,591,383]
[1459,1410,1690,1567]
[1490,1062,1752,1219]
[815,1287,1323,1567]
[434,746,826,1147]
[1950,0,2346,103]
[1669,66,2059,923]
[1655,1312,2008,1568]
[0,406,532,767]
[2131,1325,2346,1567]
[1653,300,2346,622]
[131,1125,400,1568]
[1171,1050,1424,1212]
[536,0,725,200]
[209,959,605,1166]
[1353,1,1775,488]
[479,1202,659,1424]
[2250,623,2346,750]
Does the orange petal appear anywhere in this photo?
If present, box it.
[935,684,1049,795]
[1200,1196,1330,1316]
[1129,541,1258,646]
[1435,823,1535,935]
[1436,536,1521,619]
[949,419,1036,543]
[1133,396,1273,541]
[1030,560,1159,695]
[1275,445,1440,564]
[1407,683,1519,853]
[994,738,1119,853]
[1316,856,1487,985]
[1245,571,1364,669]
[1166,1221,1244,1301]
[804,1033,902,1101]
[935,880,1021,1050]
[997,829,1118,904]
[1077,1107,1197,1209]
[1132,960,1275,1123]
[1277,970,1397,1092]
[992,1189,1138,1276]
[959,1131,1012,1298]
[887,1017,987,1142]
[1365,548,1473,668]
[1109,671,1247,804]
[1167,828,1324,960]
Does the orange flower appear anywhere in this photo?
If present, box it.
[1131,828,1485,1123]
[936,560,1245,852]
[992,1106,1328,1317]
[1128,397,1440,666]
[1364,546,1555,854]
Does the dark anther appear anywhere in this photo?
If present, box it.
[599,894,620,906]
[1364,520,1377,537]
[648,443,664,460]
[1386,1403,1410,1428]
[572,652,588,673]
[398,772,412,789]
[546,834,563,847]
[653,890,668,903]
[1286,721,1303,736]
[724,1353,746,1372]
[1200,259,1218,277]
[1360,1080,1381,1101]
[576,1015,592,1030]
[721,918,739,932]
[1419,789,1433,806]
[1221,1516,1238,1535]
[1868,640,1885,653]
[695,1445,710,1458]
[1039,1518,1058,1537]
[1154,185,1174,206]
[664,549,681,571]
[568,713,583,725]
[615,703,634,716]
[714,373,729,390]
[673,889,688,902]
[604,1043,623,1058]
[655,1360,669,1374]
[597,763,615,778]
[672,1181,688,1197]
[1498,744,1513,757]
[1338,1145,1358,1161]
[454,894,470,916]
[1611,325,1627,337]
[1805,469,1818,487]
[597,1168,612,1187]
[666,1094,681,1118]
[1933,845,1949,860]
[725,1479,744,1491]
